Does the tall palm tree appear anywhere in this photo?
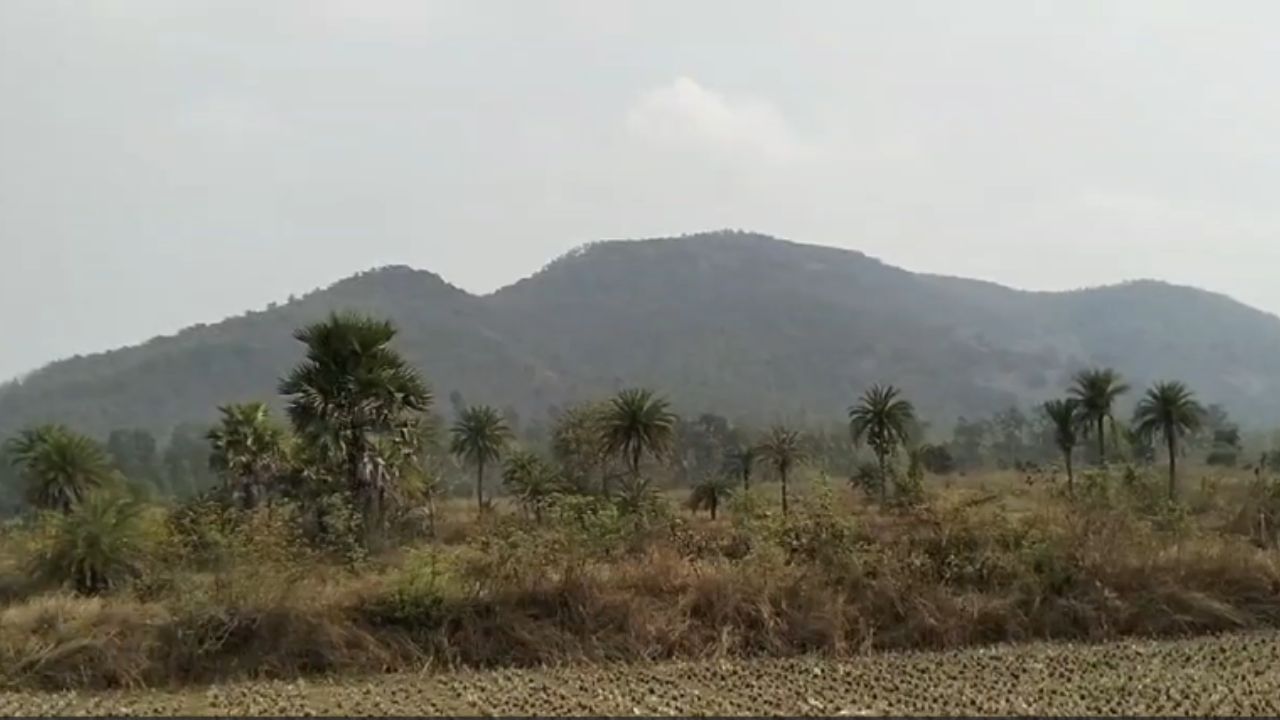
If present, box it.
[279,312,432,529]
[207,402,286,509]
[1042,398,1081,494]
[450,405,511,513]
[1070,368,1129,465]
[502,449,563,522]
[848,384,917,503]
[724,444,758,492]
[1133,381,1204,500]
[759,425,806,516]
[599,388,677,497]
[6,425,113,513]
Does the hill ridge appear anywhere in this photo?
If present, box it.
[4,230,1280,436]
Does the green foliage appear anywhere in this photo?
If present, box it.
[1042,398,1081,491]
[206,402,287,509]
[280,311,433,535]
[29,492,148,595]
[450,405,512,512]
[599,388,677,496]
[759,425,807,515]
[687,474,736,519]
[1133,380,1204,498]
[363,548,451,630]
[6,426,115,513]
[849,384,917,503]
[1070,368,1130,463]
[549,402,609,494]
[501,450,564,522]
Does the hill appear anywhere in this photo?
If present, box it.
[3,230,1280,440]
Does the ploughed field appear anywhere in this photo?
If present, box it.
[4,630,1278,716]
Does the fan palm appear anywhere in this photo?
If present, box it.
[450,405,511,513]
[279,312,432,529]
[502,449,563,522]
[759,425,806,516]
[688,474,735,520]
[1070,368,1129,465]
[6,425,113,513]
[599,388,677,497]
[1042,398,1081,494]
[207,402,286,509]
[724,444,758,492]
[1133,381,1204,500]
[849,384,917,503]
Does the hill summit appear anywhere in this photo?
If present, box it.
[4,230,1280,437]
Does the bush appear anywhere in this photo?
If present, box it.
[29,492,148,596]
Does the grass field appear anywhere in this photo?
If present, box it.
[3,630,1278,716]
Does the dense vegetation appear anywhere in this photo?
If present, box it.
[5,231,1280,447]
[2,309,1280,694]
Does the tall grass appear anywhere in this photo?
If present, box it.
[2,468,1280,689]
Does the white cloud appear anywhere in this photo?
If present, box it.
[625,77,809,164]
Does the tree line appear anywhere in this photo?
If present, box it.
[0,312,1268,542]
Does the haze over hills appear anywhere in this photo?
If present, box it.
[4,230,1280,440]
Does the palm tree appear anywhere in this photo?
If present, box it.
[759,425,806,516]
[848,384,917,503]
[279,312,432,530]
[502,449,563,522]
[724,444,758,492]
[450,405,511,513]
[206,402,286,509]
[6,425,113,513]
[1133,381,1204,500]
[1042,398,1081,494]
[688,474,735,520]
[599,388,677,497]
[34,491,145,595]
[1070,368,1130,465]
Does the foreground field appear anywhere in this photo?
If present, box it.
[4,630,1279,716]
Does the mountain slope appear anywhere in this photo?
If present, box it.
[4,231,1279,439]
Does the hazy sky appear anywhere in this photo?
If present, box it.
[3,1,1279,381]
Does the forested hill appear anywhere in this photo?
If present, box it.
[4,230,1280,440]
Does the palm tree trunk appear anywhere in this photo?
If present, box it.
[1064,448,1074,495]
[476,458,485,514]
[711,493,718,521]
[1167,428,1178,500]
[743,466,751,492]
[631,445,642,489]
[1097,417,1106,465]
[878,451,888,504]
[781,467,789,516]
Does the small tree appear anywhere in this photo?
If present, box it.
[1042,398,1081,494]
[450,405,512,514]
[723,444,758,492]
[207,402,287,509]
[1070,368,1130,465]
[760,425,806,516]
[7,425,113,513]
[849,384,917,503]
[599,388,677,498]
[502,450,563,522]
[32,491,145,595]
[1133,381,1204,500]
[688,474,735,520]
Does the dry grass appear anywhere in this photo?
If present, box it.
[1,469,1279,691]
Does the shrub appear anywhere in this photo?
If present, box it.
[29,492,148,596]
